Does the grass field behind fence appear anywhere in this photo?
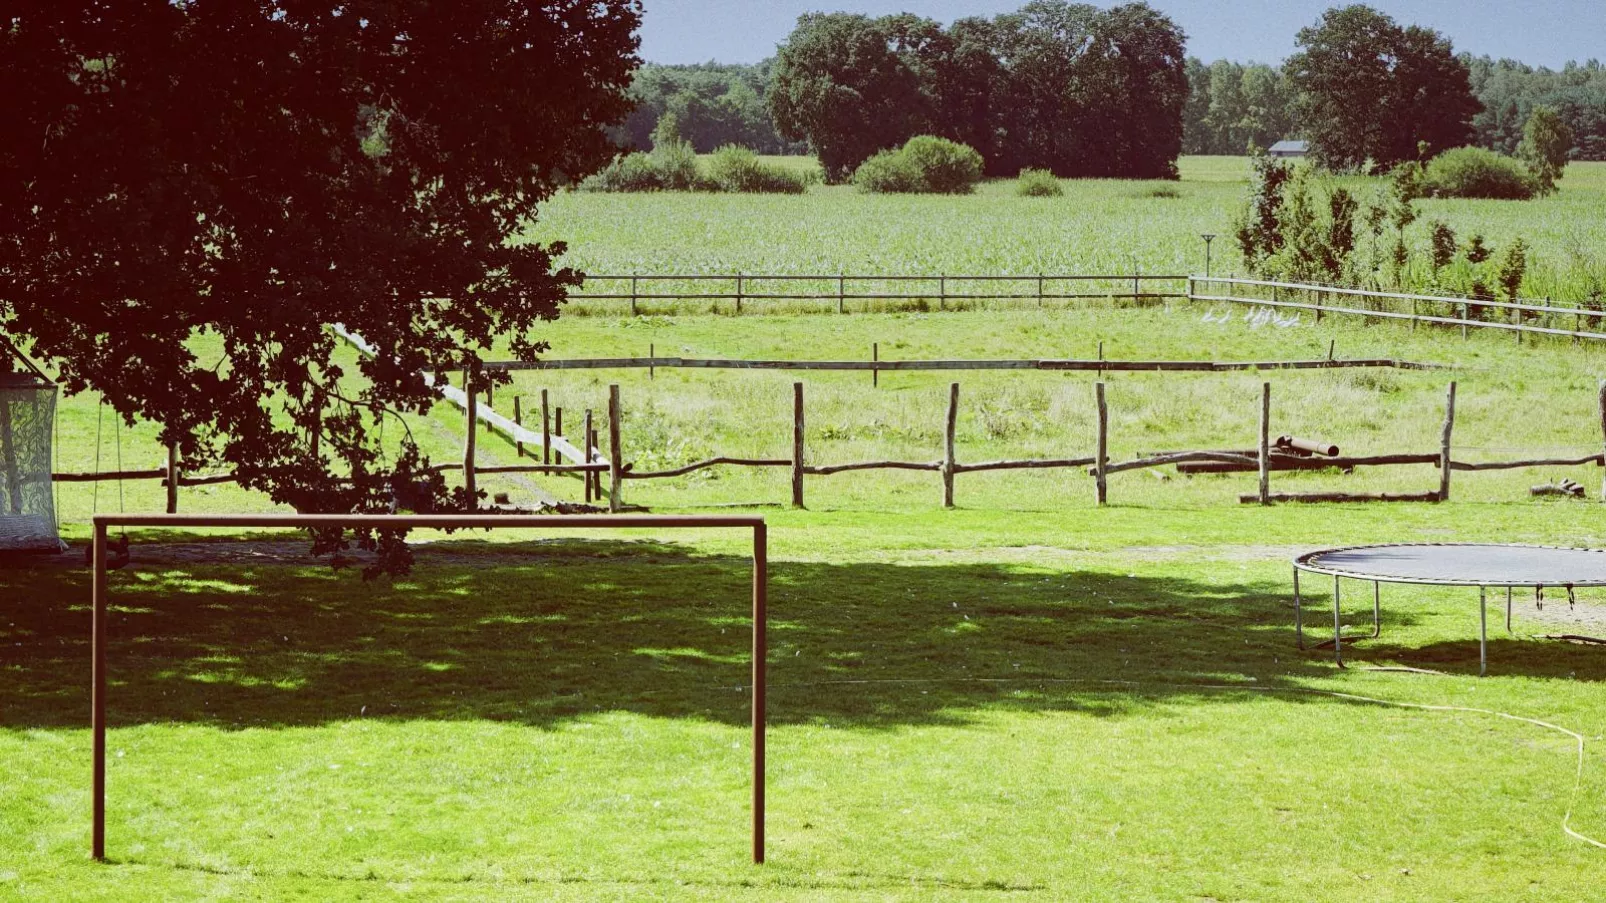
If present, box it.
[9,154,1606,901]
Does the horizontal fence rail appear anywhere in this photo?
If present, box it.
[63,380,1606,513]
[567,273,1188,314]
[1191,276,1606,343]
[485,355,1445,373]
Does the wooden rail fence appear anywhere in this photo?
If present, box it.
[52,380,1606,511]
[1190,276,1606,343]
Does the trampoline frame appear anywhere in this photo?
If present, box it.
[1291,543,1606,676]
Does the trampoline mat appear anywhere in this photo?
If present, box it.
[1297,543,1606,587]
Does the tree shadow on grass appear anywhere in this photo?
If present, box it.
[2,538,1600,731]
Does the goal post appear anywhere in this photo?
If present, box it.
[89,512,769,864]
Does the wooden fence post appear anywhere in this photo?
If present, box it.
[583,409,593,504]
[650,344,655,380]
[463,368,477,507]
[838,274,845,314]
[1038,274,1045,308]
[943,382,959,508]
[513,396,523,458]
[872,343,879,388]
[736,272,743,315]
[1460,301,1469,340]
[609,384,623,513]
[555,406,562,440]
[1439,381,1457,502]
[485,382,494,431]
[1095,382,1108,506]
[939,273,946,311]
[1598,380,1606,502]
[1258,382,1271,505]
[630,273,638,316]
[792,382,805,508]
[164,443,179,514]
[542,391,552,465]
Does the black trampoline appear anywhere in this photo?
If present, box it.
[1292,543,1606,675]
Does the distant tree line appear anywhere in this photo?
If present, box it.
[611,62,806,154]
[764,2,1189,183]
[619,4,1606,178]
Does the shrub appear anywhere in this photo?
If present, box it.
[1422,147,1538,200]
[852,148,924,193]
[899,136,984,194]
[853,135,984,194]
[1016,168,1062,197]
[581,152,663,192]
[707,145,808,194]
[652,139,703,191]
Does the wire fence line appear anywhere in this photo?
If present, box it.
[1189,276,1606,343]
[567,273,1188,314]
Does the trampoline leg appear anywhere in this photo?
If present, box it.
[1479,587,1488,678]
[1372,581,1381,639]
[1333,576,1343,668]
[1506,586,1513,634]
[1294,567,1304,649]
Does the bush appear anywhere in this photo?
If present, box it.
[581,152,663,192]
[1422,147,1538,200]
[853,136,984,194]
[852,148,925,193]
[707,145,808,194]
[1016,168,1062,197]
[653,139,703,191]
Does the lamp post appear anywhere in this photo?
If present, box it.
[1201,233,1217,278]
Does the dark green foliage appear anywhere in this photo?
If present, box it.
[854,136,984,194]
[767,12,946,183]
[1429,221,1458,275]
[706,146,809,194]
[1498,238,1530,304]
[1182,58,1299,155]
[652,139,703,191]
[1016,168,1064,197]
[0,1,641,571]
[1233,153,1292,270]
[769,2,1189,182]
[1466,57,1606,162]
[1422,147,1539,199]
[1465,234,1492,264]
[615,62,804,154]
[1287,5,1480,170]
[1518,106,1575,194]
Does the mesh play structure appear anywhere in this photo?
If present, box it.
[0,368,63,553]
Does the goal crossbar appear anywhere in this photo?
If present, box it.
[89,513,769,864]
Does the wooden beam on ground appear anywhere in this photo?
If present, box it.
[1240,491,1442,504]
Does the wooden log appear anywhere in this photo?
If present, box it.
[174,473,238,488]
[1258,382,1271,505]
[1095,382,1108,505]
[51,469,168,483]
[792,382,805,509]
[803,461,942,475]
[472,463,608,475]
[1276,435,1339,457]
[1238,491,1443,504]
[1178,452,1440,474]
[1439,381,1456,502]
[1450,455,1604,471]
[463,368,477,507]
[1097,451,1261,476]
[609,384,622,513]
[953,457,1098,474]
[627,457,792,479]
[489,356,1444,373]
[165,443,179,514]
[943,382,958,508]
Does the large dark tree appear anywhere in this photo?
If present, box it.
[766,12,944,183]
[1287,5,1479,170]
[0,2,641,569]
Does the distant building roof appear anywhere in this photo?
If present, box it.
[1268,140,1309,156]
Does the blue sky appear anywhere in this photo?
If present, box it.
[638,0,1606,68]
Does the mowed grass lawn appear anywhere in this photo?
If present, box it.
[4,502,1606,900]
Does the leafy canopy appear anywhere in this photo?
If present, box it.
[0,1,642,571]
[1287,4,1480,171]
